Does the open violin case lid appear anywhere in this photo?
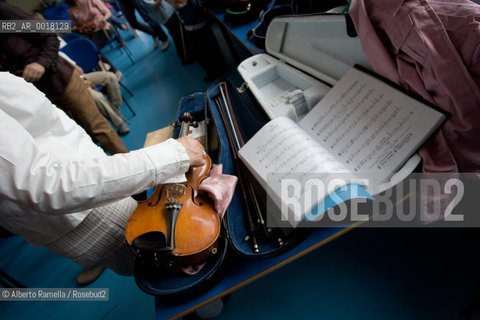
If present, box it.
[237,13,422,190]
[237,13,372,121]
[134,13,421,302]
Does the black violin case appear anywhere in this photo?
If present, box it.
[133,79,308,302]
[133,13,415,302]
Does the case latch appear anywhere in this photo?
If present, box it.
[237,82,249,94]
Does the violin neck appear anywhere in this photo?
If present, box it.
[179,121,190,137]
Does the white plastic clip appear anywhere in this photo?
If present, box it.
[237,82,249,94]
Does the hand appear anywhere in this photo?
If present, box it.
[81,77,92,87]
[98,19,106,29]
[177,136,206,167]
[22,62,45,82]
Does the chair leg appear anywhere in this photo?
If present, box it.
[119,81,134,97]
[98,54,107,71]
[122,46,135,65]
[123,95,136,118]
[0,269,26,288]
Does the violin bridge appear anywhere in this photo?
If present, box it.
[165,184,186,208]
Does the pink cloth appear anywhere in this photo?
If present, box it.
[349,0,480,173]
[182,262,207,275]
[68,0,111,32]
[198,164,238,219]
[181,164,237,275]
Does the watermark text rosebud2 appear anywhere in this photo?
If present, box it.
[267,173,474,228]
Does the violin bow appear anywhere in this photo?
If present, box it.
[219,82,284,247]
[218,83,270,235]
[217,82,285,251]
[213,96,259,253]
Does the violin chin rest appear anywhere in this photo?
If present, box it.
[132,231,168,251]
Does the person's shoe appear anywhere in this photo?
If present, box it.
[161,39,170,52]
[76,266,105,286]
[117,122,130,136]
[153,36,160,49]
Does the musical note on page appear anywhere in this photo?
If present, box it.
[244,117,349,184]
[299,67,446,184]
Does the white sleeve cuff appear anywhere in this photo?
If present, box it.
[143,138,190,185]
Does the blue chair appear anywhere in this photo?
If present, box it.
[61,32,82,43]
[60,38,100,72]
[60,38,136,117]
[42,2,70,21]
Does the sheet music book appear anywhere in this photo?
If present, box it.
[238,66,446,225]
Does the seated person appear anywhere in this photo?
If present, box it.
[65,0,123,79]
[58,37,130,135]
[104,0,128,47]
[83,70,131,135]
[0,2,127,155]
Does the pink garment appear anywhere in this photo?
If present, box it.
[349,0,480,173]
[182,261,207,275]
[181,164,237,275]
[68,0,111,32]
[198,164,238,219]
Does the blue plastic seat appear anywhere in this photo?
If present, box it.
[60,38,100,72]
[61,32,82,43]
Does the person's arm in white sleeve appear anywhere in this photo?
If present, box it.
[0,109,190,214]
[0,72,192,215]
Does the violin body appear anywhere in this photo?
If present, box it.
[125,113,221,269]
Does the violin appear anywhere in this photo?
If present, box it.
[125,113,221,270]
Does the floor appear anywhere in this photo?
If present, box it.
[1,24,480,320]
